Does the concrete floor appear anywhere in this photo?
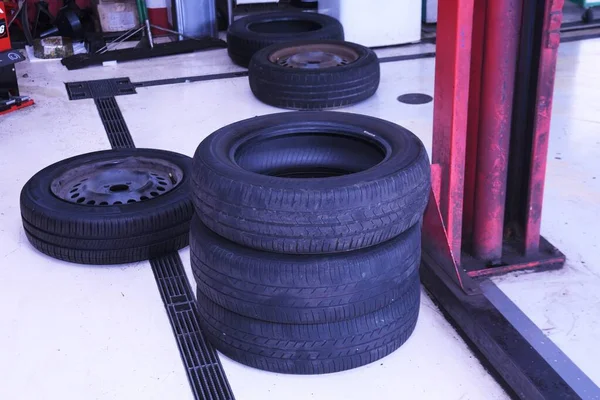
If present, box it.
[0,37,598,400]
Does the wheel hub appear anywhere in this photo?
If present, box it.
[51,156,183,206]
[280,51,348,69]
[269,43,360,69]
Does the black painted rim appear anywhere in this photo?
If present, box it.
[51,156,183,206]
[269,43,360,69]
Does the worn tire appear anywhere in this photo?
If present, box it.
[20,149,193,265]
[191,215,421,323]
[196,271,420,374]
[192,111,430,254]
[227,12,344,67]
[249,40,380,110]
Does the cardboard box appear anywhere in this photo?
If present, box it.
[96,0,139,32]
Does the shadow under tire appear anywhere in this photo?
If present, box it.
[227,11,344,68]
[196,270,421,374]
[192,111,431,254]
[20,149,193,265]
[249,40,380,110]
[191,215,421,323]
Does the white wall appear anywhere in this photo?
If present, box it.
[424,0,438,23]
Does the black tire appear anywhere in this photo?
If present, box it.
[195,271,420,374]
[191,215,421,323]
[20,149,193,265]
[227,12,344,67]
[192,112,430,254]
[249,40,380,110]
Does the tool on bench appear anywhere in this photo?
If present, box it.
[39,6,83,39]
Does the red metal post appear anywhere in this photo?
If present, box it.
[462,0,488,240]
[471,0,522,262]
[425,0,566,283]
[524,0,564,255]
[431,0,475,264]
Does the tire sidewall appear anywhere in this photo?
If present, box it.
[227,12,344,44]
[190,214,421,282]
[226,12,344,67]
[194,112,426,192]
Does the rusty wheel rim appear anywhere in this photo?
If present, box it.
[51,156,183,206]
[268,43,360,69]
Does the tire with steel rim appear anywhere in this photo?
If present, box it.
[20,149,193,265]
[227,12,344,67]
[249,40,380,110]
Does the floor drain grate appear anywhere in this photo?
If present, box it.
[94,97,135,149]
[151,253,235,400]
[66,78,137,100]
[86,78,235,400]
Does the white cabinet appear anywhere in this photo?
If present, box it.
[318,0,422,47]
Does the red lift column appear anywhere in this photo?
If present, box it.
[430,0,474,265]
[419,2,593,397]
[424,0,566,281]
[471,0,523,262]
[524,0,564,255]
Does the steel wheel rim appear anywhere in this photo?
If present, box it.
[269,43,360,69]
[51,156,183,206]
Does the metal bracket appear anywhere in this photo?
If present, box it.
[422,166,479,294]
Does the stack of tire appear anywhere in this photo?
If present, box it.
[227,11,381,110]
[190,111,431,374]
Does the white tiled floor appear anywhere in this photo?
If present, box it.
[0,38,598,400]
[491,39,600,387]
